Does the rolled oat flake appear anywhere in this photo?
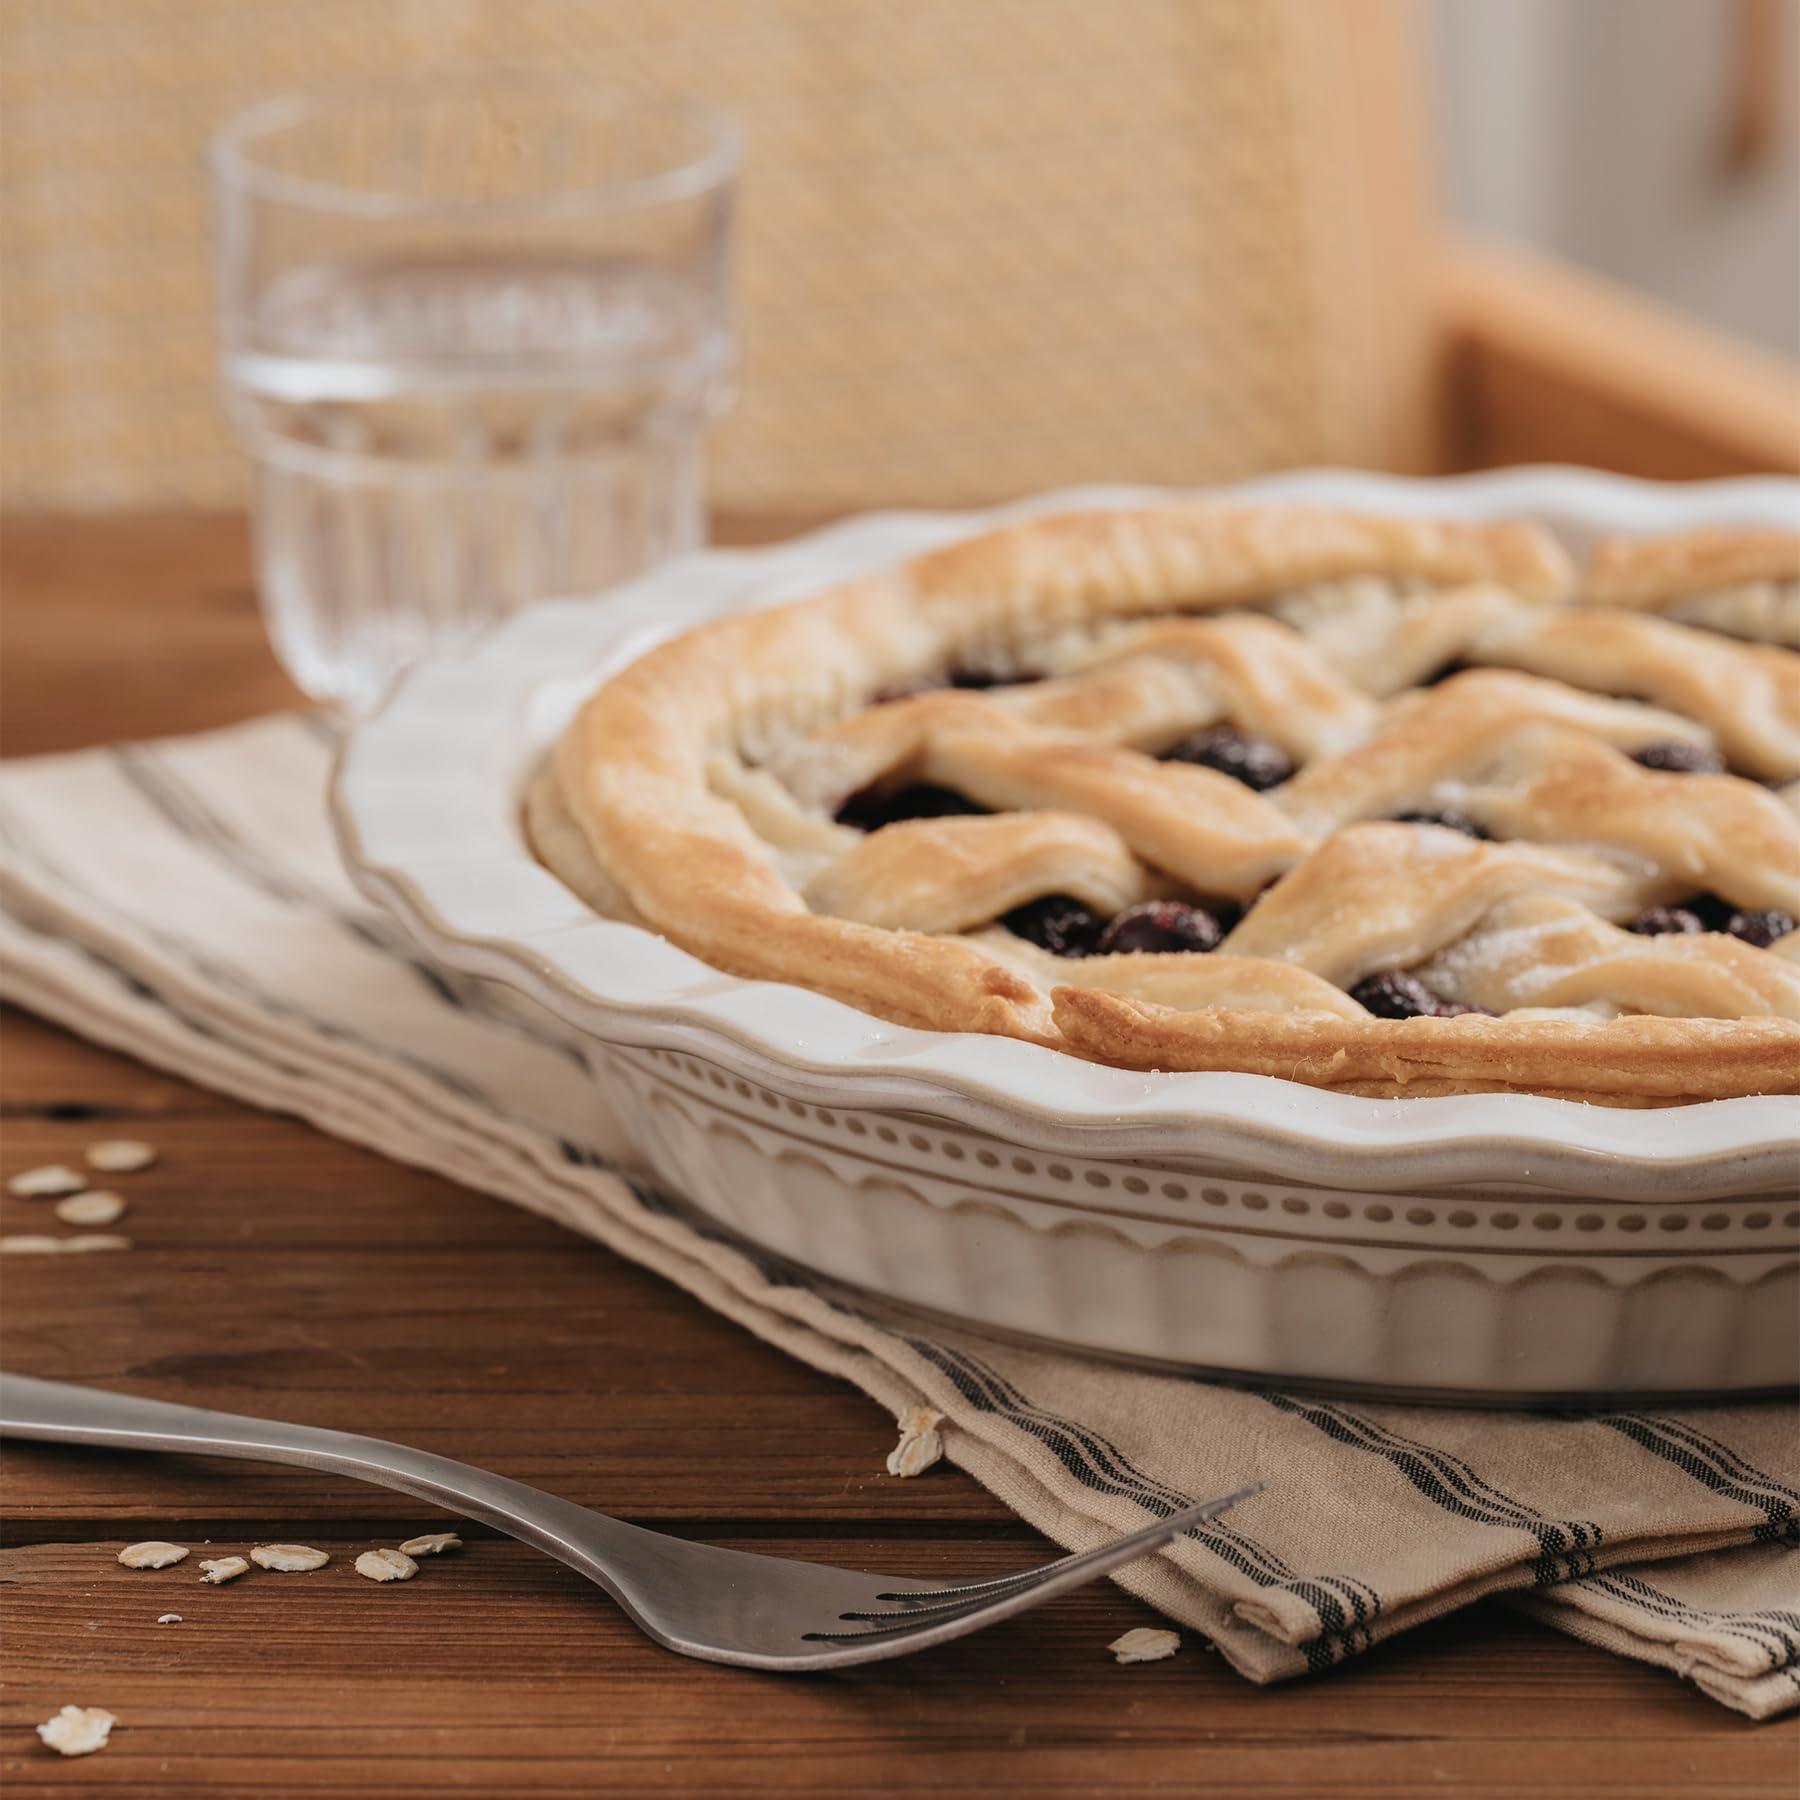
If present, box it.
[355,1547,419,1583]
[1108,1626,1181,1665]
[885,1404,946,1478]
[398,1531,462,1557]
[55,1190,127,1227]
[117,1541,189,1570]
[7,1163,86,1198]
[250,1544,329,1573]
[86,1139,158,1173]
[1,1233,131,1254]
[37,1705,116,1757]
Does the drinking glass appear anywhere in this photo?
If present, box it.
[211,84,739,709]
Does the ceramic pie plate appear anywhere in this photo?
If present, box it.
[334,469,1800,1402]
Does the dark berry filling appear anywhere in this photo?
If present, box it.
[1626,895,1796,947]
[1094,900,1224,957]
[1001,894,1105,958]
[1348,969,1492,1019]
[1684,893,1736,930]
[1162,726,1294,791]
[1723,908,1797,949]
[1627,906,1705,936]
[1002,894,1245,958]
[1629,741,1727,775]
[1392,809,1491,840]
[834,783,987,832]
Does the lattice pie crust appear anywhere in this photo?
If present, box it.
[530,507,1800,1104]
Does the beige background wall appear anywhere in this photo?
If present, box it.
[1,0,1415,512]
[1434,0,1800,359]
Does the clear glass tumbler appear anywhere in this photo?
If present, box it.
[211,84,739,709]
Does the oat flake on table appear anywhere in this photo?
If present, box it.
[250,1544,329,1572]
[156,1612,183,1625]
[54,1189,127,1226]
[7,1163,86,1198]
[37,1705,116,1757]
[85,1139,158,1173]
[398,1532,462,1557]
[1,1232,131,1254]
[117,1541,189,1570]
[356,1547,419,1582]
[885,1404,945,1477]
[1108,1627,1181,1665]
[198,1556,249,1584]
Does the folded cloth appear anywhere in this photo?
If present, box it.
[1,714,1795,1719]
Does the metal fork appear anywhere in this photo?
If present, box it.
[1,1372,1259,1670]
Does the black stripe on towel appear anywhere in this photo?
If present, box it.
[1582,1569,1800,1680]
[0,796,493,1109]
[1,893,232,1047]
[907,1337,1383,1668]
[1263,1394,1604,1585]
[1599,1414,1800,1545]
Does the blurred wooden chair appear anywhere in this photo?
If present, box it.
[1437,241,1800,480]
[2,0,1794,515]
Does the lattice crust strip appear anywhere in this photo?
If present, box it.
[536,505,1800,1103]
[1583,527,1800,646]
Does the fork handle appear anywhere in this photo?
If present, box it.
[0,1371,655,1580]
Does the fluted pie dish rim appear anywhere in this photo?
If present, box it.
[333,469,1800,1201]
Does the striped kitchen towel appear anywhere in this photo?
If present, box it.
[1,714,1795,1719]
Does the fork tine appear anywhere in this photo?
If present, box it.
[859,1480,1265,1614]
[805,1481,1264,1644]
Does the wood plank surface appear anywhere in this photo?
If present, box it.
[2,513,1793,1794]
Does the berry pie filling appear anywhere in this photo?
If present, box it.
[1627,896,1796,947]
[1160,726,1295,791]
[531,506,1800,1100]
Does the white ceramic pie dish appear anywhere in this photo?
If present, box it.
[334,469,1800,1401]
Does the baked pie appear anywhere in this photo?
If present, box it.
[528,505,1800,1105]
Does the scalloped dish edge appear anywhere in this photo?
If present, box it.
[334,470,1800,1202]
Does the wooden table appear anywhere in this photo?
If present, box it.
[3,513,1793,1798]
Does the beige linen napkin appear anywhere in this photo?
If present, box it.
[1,715,1794,1719]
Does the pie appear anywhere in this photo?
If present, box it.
[527,504,1800,1105]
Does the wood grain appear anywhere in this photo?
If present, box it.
[3,513,1793,1793]
[4,1540,1781,1800]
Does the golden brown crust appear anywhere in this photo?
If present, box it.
[1049,989,1800,1103]
[533,502,1800,1105]
[1586,527,1800,604]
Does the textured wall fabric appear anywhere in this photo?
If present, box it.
[1,0,1427,509]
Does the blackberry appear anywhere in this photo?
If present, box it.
[1723,908,1796,949]
[1002,894,1104,958]
[1684,892,1736,931]
[1627,906,1706,936]
[1162,726,1294,792]
[1094,900,1224,957]
[1348,969,1490,1019]
[1625,899,1793,946]
[834,783,986,832]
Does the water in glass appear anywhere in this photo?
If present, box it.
[227,257,725,709]
[212,90,737,709]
